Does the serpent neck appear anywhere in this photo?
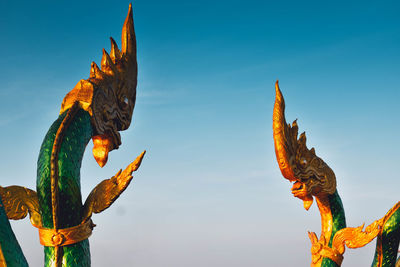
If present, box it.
[37,106,93,267]
[315,190,346,267]
[371,202,400,267]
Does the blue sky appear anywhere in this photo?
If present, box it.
[1,0,400,266]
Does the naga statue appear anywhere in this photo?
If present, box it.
[0,4,145,266]
[273,81,400,267]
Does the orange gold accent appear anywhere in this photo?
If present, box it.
[308,200,400,267]
[60,80,94,116]
[273,81,296,181]
[35,219,95,247]
[82,151,146,221]
[319,247,343,266]
[54,246,62,267]
[316,196,334,250]
[51,103,80,232]
[309,232,343,266]
[273,81,336,211]
[92,134,113,167]
[60,3,137,154]
[0,186,41,227]
[306,195,334,267]
[60,4,136,117]
[274,83,343,266]
[371,201,400,266]
[0,5,143,266]
[274,82,400,266]
[50,103,80,267]
[0,244,5,267]
[332,217,385,255]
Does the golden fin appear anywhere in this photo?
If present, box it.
[109,37,122,63]
[101,48,118,76]
[332,217,387,255]
[82,150,146,221]
[0,185,41,227]
[89,62,105,80]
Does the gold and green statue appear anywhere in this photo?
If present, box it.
[273,81,400,267]
[0,4,145,267]
[1,3,398,267]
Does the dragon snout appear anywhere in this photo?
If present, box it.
[291,181,314,211]
[291,181,304,191]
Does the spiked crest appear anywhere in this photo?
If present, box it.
[273,81,337,210]
[60,4,138,167]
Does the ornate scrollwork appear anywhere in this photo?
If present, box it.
[331,218,384,255]
[0,186,41,227]
[308,232,343,266]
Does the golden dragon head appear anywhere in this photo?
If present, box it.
[272,81,336,210]
[60,4,137,167]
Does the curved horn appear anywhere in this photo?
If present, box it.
[272,81,297,181]
[119,3,138,104]
[121,3,136,61]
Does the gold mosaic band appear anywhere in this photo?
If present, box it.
[36,219,95,247]
[320,246,343,266]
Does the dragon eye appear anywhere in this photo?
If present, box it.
[120,96,129,109]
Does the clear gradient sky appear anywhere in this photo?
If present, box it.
[1,1,400,266]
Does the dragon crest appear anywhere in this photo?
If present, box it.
[273,81,336,210]
[60,4,138,167]
[273,82,400,266]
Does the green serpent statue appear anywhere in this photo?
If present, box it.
[273,81,400,267]
[0,4,145,266]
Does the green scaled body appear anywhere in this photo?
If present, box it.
[37,108,92,266]
[321,190,346,267]
[371,204,400,267]
[0,197,28,267]
[318,190,400,267]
